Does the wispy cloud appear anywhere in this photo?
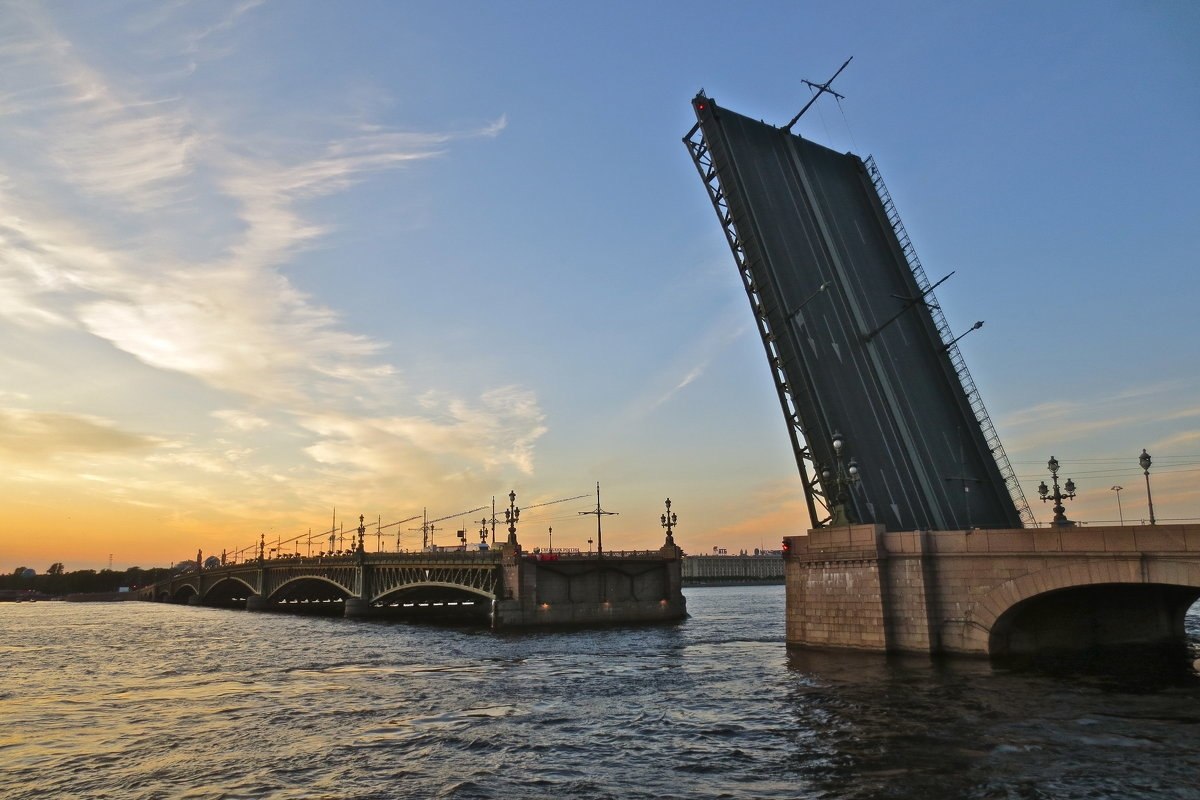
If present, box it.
[300,386,548,488]
[631,306,749,419]
[1151,429,1200,451]
[0,408,161,462]
[212,409,269,432]
[998,380,1200,457]
[648,364,707,413]
[0,3,545,510]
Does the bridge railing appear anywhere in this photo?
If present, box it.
[198,551,507,569]
[524,550,667,561]
[364,551,504,564]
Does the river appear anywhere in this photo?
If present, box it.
[2,586,1198,799]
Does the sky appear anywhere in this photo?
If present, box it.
[1,0,1198,571]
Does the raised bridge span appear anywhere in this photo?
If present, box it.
[141,539,687,629]
[685,91,1200,658]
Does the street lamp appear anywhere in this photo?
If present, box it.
[1111,485,1124,526]
[504,490,520,547]
[941,320,984,353]
[1139,449,1156,525]
[1037,456,1076,527]
[821,431,860,526]
[661,498,678,547]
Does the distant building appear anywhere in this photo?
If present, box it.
[682,553,783,586]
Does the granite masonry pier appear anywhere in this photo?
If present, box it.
[783,523,1200,657]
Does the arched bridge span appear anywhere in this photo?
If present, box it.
[140,543,688,628]
[784,523,1200,657]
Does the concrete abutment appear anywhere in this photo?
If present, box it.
[784,523,1200,658]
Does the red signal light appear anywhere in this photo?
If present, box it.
[696,103,706,110]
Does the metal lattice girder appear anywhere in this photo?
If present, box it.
[684,116,829,529]
[685,96,1025,531]
[368,564,498,602]
[264,564,360,600]
[863,157,1035,527]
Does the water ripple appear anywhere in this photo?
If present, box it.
[2,590,1199,799]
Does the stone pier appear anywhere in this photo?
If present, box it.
[784,523,1200,657]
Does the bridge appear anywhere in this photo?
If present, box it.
[684,90,1200,658]
[141,537,687,629]
[784,523,1200,657]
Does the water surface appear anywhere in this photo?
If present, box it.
[2,586,1198,799]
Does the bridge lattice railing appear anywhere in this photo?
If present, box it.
[863,155,1036,527]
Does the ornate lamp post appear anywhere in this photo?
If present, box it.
[1037,456,1076,527]
[479,517,490,545]
[357,514,366,554]
[661,498,678,548]
[504,490,520,547]
[1139,449,1156,525]
[821,431,860,526]
[1111,485,1124,526]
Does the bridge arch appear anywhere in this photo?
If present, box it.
[266,575,356,604]
[171,583,198,604]
[200,576,258,607]
[970,560,1200,657]
[373,581,496,605]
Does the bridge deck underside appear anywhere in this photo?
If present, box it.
[690,99,1020,531]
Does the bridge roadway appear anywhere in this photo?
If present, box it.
[141,538,687,629]
[784,522,1200,657]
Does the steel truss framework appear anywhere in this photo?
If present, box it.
[159,559,502,605]
[369,564,498,603]
[684,118,830,528]
[863,157,1034,526]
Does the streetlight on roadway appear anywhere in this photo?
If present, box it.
[504,490,520,547]
[1139,449,1156,525]
[821,432,860,527]
[1111,485,1125,526]
[1037,456,1076,527]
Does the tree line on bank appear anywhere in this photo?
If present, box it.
[1,565,173,595]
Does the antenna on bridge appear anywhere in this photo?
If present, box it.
[784,56,853,132]
[410,505,489,551]
[483,492,589,545]
[379,513,422,552]
[578,482,618,556]
[862,271,955,342]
